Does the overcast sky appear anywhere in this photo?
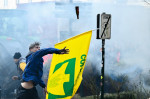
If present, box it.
[0,0,149,9]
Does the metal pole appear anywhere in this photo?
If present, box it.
[100,14,110,99]
[101,39,105,99]
[96,14,100,39]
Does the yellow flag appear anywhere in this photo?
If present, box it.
[46,31,92,99]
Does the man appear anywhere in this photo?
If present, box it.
[12,52,26,81]
[17,42,69,99]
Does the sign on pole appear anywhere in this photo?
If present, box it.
[100,13,111,39]
[96,12,111,99]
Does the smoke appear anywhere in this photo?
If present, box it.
[0,0,150,96]
[16,0,150,88]
[89,1,150,87]
[0,2,58,98]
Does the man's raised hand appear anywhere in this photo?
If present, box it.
[60,47,69,54]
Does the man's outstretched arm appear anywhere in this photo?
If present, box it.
[33,47,69,58]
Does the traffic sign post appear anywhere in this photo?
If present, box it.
[96,12,111,99]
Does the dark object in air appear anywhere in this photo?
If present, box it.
[75,6,79,19]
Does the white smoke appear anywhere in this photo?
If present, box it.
[0,0,150,93]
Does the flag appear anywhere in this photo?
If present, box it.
[46,30,92,99]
